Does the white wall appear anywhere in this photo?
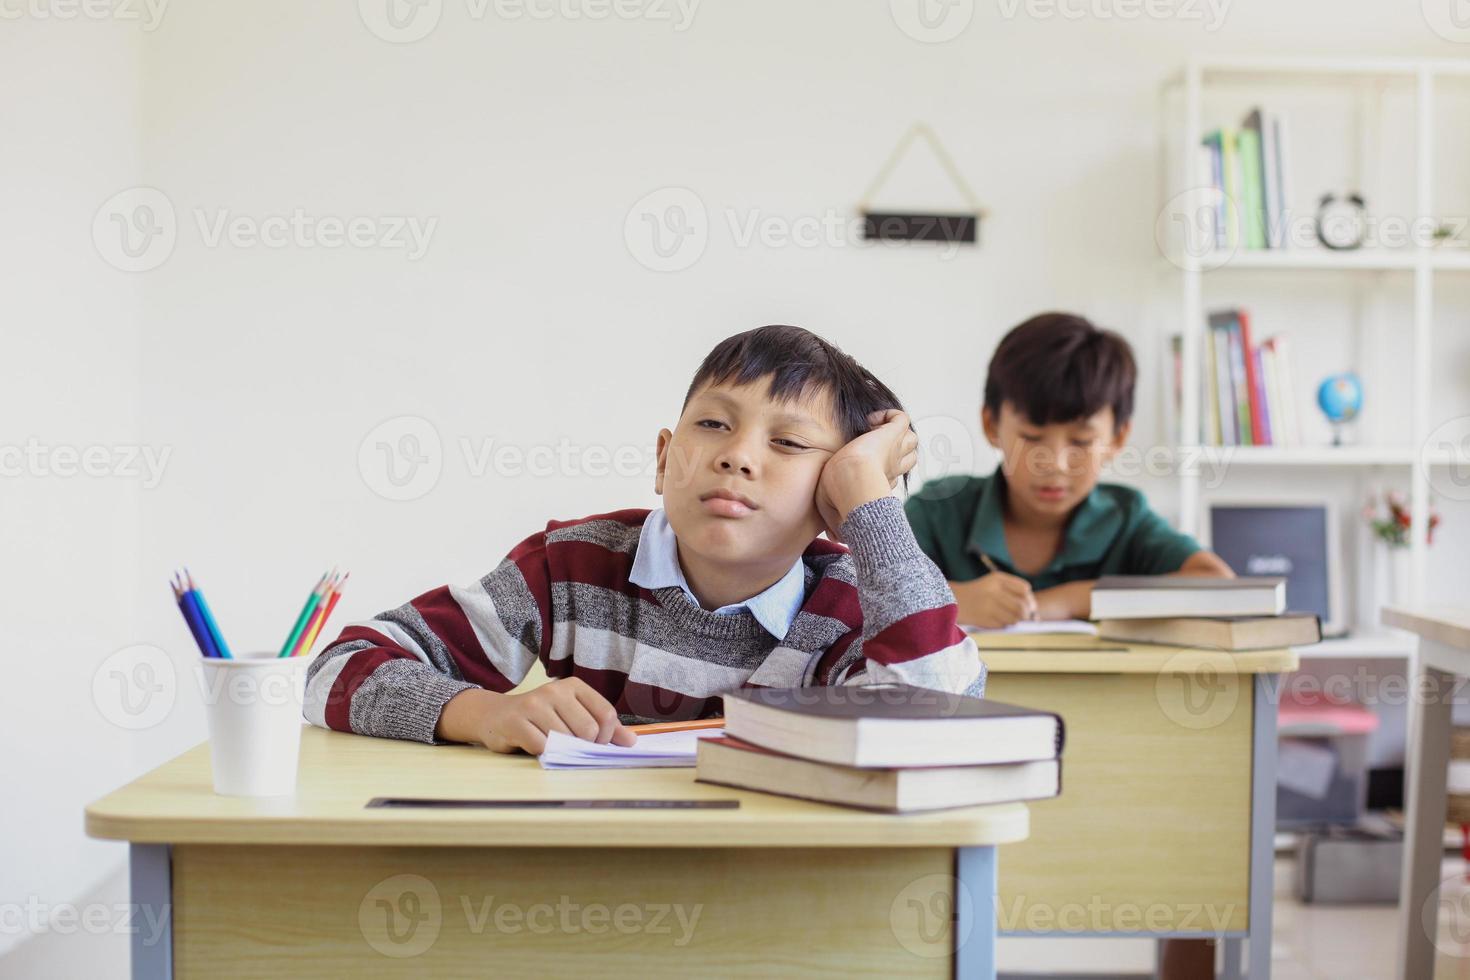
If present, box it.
[0,15,144,960]
[6,0,1470,962]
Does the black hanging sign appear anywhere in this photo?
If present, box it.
[858,123,986,246]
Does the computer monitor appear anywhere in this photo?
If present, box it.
[1200,498,1345,637]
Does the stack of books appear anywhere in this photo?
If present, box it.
[1092,575,1321,651]
[1169,312,1301,448]
[695,684,1064,813]
[1200,105,1291,251]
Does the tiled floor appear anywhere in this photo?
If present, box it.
[998,856,1470,979]
[10,856,1470,978]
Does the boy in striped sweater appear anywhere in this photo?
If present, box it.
[305,324,986,753]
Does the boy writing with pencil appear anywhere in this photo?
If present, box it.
[905,312,1232,980]
[305,325,984,753]
[904,312,1233,629]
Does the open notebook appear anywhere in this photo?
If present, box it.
[964,619,1098,636]
[539,728,726,770]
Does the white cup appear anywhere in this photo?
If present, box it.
[197,651,310,796]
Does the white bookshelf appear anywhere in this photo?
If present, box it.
[1191,249,1470,271]
[1192,445,1470,467]
[1161,55,1469,615]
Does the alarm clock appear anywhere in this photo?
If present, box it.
[1315,193,1367,251]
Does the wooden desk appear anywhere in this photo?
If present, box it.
[973,632,1298,980]
[1384,605,1470,980]
[87,725,1028,979]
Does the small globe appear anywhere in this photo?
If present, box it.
[1317,373,1363,424]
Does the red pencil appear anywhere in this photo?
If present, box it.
[293,573,347,657]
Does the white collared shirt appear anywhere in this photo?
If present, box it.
[627,508,806,640]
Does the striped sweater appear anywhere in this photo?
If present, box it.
[304,496,986,743]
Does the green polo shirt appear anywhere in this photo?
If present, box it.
[903,472,1201,588]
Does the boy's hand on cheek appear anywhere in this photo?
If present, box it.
[816,410,919,537]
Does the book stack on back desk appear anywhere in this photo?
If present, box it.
[695,684,1064,814]
[1090,574,1321,651]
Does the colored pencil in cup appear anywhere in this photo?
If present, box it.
[172,575,217,658]
[185,568,233,659]
[293,569,342,657]
[278,570,330,658]
[293,572,347,658]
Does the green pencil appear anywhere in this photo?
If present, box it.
[278,570,328,658]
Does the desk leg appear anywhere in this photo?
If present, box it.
[1242,673,1279,979]
[130,843,172,980]
[956,846,997,980]
[1398,655,1456,980]
[1219,936,1244,978]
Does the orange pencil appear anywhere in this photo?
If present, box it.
[626,717,725,735]
[294,573,347,657]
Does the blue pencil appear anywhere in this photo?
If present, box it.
[186,569,234,660]
[182,590,221,658]
[173,579,218,658]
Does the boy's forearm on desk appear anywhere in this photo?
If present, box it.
[435,688,497,745]
[1035,580,1094,620]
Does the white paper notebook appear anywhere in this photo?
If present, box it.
[965,619,1098,636]
[538,728,725,770]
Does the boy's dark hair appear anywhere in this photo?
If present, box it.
[683,326,910,485]
[983,312,1136,429]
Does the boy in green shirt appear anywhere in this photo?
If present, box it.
[907,311,1233,979]
[906,312,1233,629]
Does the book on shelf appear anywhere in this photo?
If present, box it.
[1237,117,1267,250]
[1199,105,1292,252]
[1174,310,1301,448]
